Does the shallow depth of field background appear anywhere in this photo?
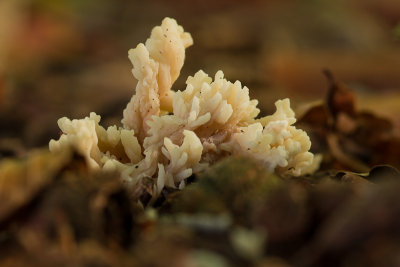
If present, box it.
[1,0,399,151]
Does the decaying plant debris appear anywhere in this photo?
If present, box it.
[297,70,400,172]
[1,146,400,266]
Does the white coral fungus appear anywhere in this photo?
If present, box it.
[50,17,319,199]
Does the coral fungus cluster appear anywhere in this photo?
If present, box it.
[50,18,318,198]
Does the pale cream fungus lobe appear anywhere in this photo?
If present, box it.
[50,17,319,200]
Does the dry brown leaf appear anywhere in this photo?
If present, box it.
[297,71,400,171]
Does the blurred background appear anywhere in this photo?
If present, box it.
[1,0,399,153]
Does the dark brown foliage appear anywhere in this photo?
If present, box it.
[297,71,400,172]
